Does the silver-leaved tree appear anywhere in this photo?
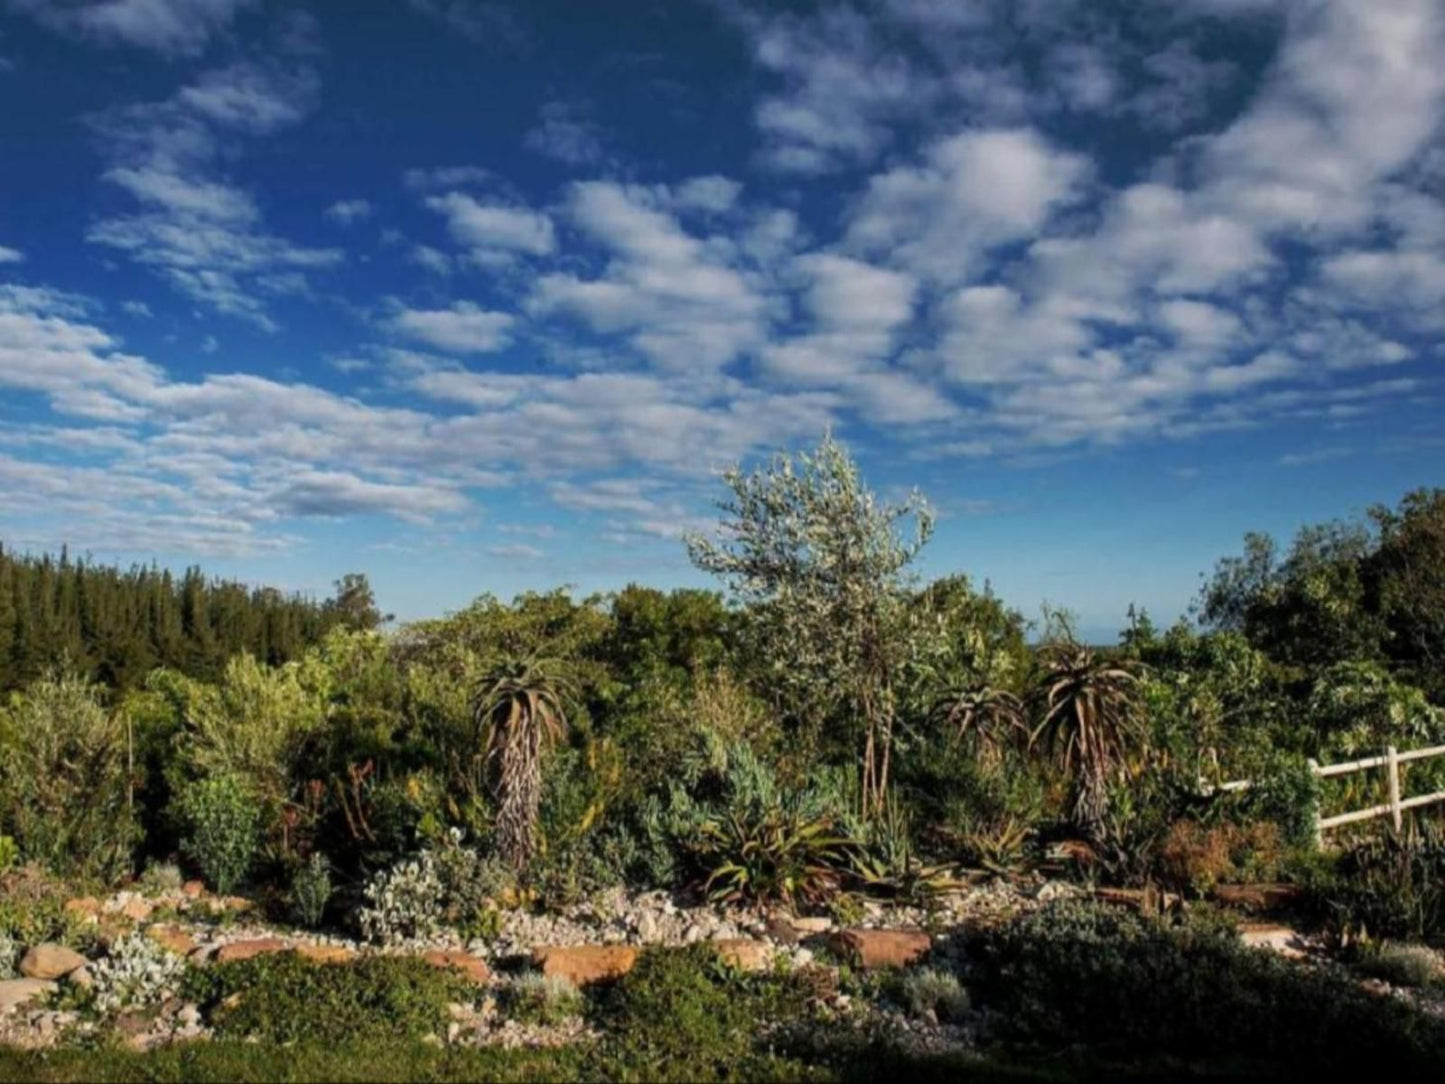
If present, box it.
[686,433,933,816]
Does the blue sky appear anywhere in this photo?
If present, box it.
[0,0,1442,638]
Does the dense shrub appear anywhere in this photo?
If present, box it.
[185,953,467,1045]
[504,973,584,1025]
[974,900,1445,1070]
[290,852,333,928]
[178,773,259,895]
[1356,943,1442,988]
[357,852,445,945]
[1157,820,1283,896]
[90,932,187,1014]
[592,945,819,1081]
[0,671,139,882]
[1308,823,1445,945]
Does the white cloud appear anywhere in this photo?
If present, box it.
[325,198,374,226]
[524,101,604,166]
[424,191,556,261]
[847,128,1092,283]
[390,301,515,354]
[12,0,257,57]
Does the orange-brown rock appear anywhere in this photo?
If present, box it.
[146,925,197,956]
[214,938,290,963]
[827,929,931,970]
[63,897,102,923]
[294,943,358,965]
[532,944,639,986]
[421,949,489,984]
[19,944,88,980]
[181,881,206,899]
[119,897,155,922]
[711,939,775,972]
[1210,883,1304,912]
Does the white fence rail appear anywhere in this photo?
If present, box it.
[1210,742,1445,844]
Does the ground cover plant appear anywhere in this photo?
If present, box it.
[2,437,1445,1078]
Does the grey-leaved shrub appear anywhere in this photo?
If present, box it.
[900,966,970,1022]
[290,852,333,929]
[357,852,444,945]
[178,774,259,895]
[91,932,187,1014]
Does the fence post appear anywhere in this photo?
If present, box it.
[1307,758,1323,848]
[1387,745,1402,832]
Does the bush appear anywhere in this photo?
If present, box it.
[290,852,333,928]
[1357,943,1442,988]
[1310,823,1445,945]
[974,900,1445,1070]
[505,973,584,1025]
[357,852,445,945]
[1157,820,1283,896]
[186,953,467,1045]
[0,671,139,882]
[138,860,184,895]
[0,931,17,979]
[178,774,259,895]
[0,867,79,947]
[593,944,817,1081]
[898,967,970,1023]
[91,932,188,1014]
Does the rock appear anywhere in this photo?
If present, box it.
[791,916,833,935]
[66,966,94,992]
[711,939,775,972]
[219,896,253,913]
[214,938,290,963]
[532,945,639,986]
[827,929,931,971]
[19,944,88,981]
[1240,924,1307,959]
[119,896,155,922]
[765,917,800,945]
[181,880,206,899]
[294,943,357,965]
[62,898,102,923]
[421,949,489,984]
[0,979,56,1014]
[146,925,197,956]
[635,911,659,943]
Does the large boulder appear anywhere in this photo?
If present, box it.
[532,944,639,986]
[19,944,88,981]
[827,929,931,970]
[421,949,489,984]
[0,978,57,1013]
[214,937,290,963]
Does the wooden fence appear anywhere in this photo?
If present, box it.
[1209,743,1445,844]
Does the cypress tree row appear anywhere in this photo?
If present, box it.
[0,544,373,694]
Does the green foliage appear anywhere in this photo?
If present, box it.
[357,852,445,945]
[185,953,466,1045]
[290,852,333,928]
[1308,823,1445,946]
[0,834,18,872]
[178,773,259,895]
[594,944,818,1081]
[1356,942,1442,988]
[975,900,1445,1070]
[898,966,970,1023]
[0,867,79,946]
[0,670,139,882]
[504,973,584,1025]
[686,433,934,810]
[699,804,849,909]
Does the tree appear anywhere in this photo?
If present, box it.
[328,573,390,631]
[686,433,933,814]
[1370,489,1445,699]
[1031,637,1143,840]
[472,653,572,870]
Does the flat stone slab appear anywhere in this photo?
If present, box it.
[294,943,358,965]
[146,925,197,956]
[0,978,57,1013]
[711,939,775,972]
[532,944,639,986]
[214,938,290,963]
[827,928,931,970]
[1240,924,1307,958]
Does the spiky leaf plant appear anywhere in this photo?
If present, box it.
[472,654,572,870]
[1031,642,1143,840]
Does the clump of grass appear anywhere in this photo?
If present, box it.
[505,973,584,1025]
[1357,943,1442,988]
[899,966,970,1023]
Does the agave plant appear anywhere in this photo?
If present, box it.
[931,684,1027,765]
[698,804,850,910]
[472,654,572,870]
[1031,641,1143,840]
